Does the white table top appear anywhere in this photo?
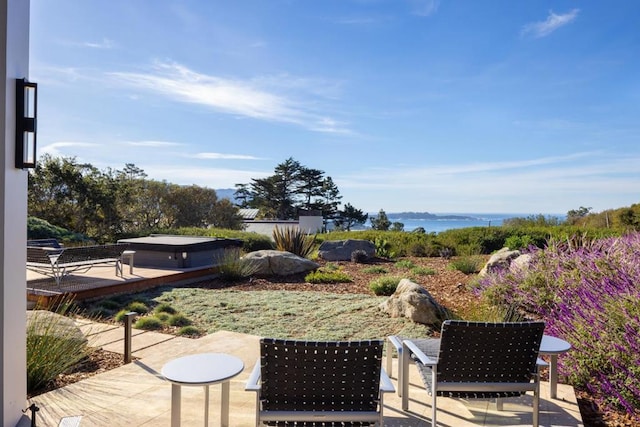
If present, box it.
[540,335,571,355]
[162,353,244,386]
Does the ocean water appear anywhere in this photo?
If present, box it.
[377,213,561,233]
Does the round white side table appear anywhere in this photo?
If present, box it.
[162,353,244,427]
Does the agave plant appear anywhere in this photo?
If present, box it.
[272,226,315,258]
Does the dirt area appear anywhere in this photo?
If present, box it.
[35,256,627,426]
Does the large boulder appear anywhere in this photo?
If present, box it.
[26,310,87,346]
[242,250,319,276]
[379,279,449,326]
[318,239,376,261]
[478,247,521,277]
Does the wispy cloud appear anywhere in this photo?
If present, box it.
[193,152,261,160]
[521,9,580,39]
[39,141,99,157]
[409,0,440,17]
[127,140,184,147]
[108,61,352,134]
[76,38,116,49]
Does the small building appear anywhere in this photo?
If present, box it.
[239,209,323,237]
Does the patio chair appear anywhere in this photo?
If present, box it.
[245,338,395,426]
[401,320,545,427]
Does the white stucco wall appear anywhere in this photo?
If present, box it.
[1,0,30,425]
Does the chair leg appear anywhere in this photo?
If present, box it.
[496,397,504,411]
[401,341,411,410]
[431,372,437,427]
[533,380,540,427]
[431,390,438,427]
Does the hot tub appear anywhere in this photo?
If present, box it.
[117,235,242,269]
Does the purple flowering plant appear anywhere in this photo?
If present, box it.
[476,232,640,416]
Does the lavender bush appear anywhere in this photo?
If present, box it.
[476,232,640,416]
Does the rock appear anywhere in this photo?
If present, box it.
[379,279,449,325]
[510,253,533,272]
[317,239,376,261]
[242,250,319,276]
[26,310,87,345]
[478,247,521,277]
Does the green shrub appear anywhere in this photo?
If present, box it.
[177,326,201,337]
[411,266,436,276]
[273,226,316,257]
[305,270,352,284]
[448,256,484,274]
[351,249,369,263]
[408,242,427,257]
[394,259,416,269]
[154,312,171,322]
[155,302,177,314]
[127,301,149,314]
[114,309,130,323]
[504,234,534,250]
[167,313,192,327]
[374,237,394,258]
[323,263,339,271]
[362,266,388,274]
[369,276,401,296]
[134,317,164,330]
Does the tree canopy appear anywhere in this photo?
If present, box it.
[28,155,244,242]
[235,157,347,223]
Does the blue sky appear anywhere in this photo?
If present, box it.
[30,1,640,214]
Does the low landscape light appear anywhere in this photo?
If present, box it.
[15,78,37,169]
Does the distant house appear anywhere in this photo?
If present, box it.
[239,209,323,237]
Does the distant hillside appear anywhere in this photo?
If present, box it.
[215,188,237,202]
[385,212,476,220]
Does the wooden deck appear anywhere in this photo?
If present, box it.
[27,263,219,304]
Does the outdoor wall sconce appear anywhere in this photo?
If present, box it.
[15,78,38,169]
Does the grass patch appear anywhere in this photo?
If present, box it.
[448,256,484,274]
[362,266,388,274]
[134,317,163,330]
[410,266,436,276]
[140,287,433,341]
[305,270,352,284]
[154,302,177,314]
[394,259,416,269]
[369,277,402,296]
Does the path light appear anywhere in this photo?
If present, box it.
[15,78,37,169]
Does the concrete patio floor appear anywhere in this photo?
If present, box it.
[27,320,584,427]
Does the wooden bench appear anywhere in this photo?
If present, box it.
[27,243,130,287]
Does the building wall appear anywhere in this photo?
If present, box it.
[1,0,30,424]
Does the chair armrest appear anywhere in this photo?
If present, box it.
[403,340,437,366]
[388,335,403,353]
[379,368,395,394]
[244,361,261,392]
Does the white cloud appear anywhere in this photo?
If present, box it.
[194,153,261,160]
[127,140,184,147]
[83,38,116,49]
[521,9,580,39]
[39,141,99,157]
[409,0,440,17]
[108,62,351,134]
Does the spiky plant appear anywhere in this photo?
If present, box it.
[272,226,316,258]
